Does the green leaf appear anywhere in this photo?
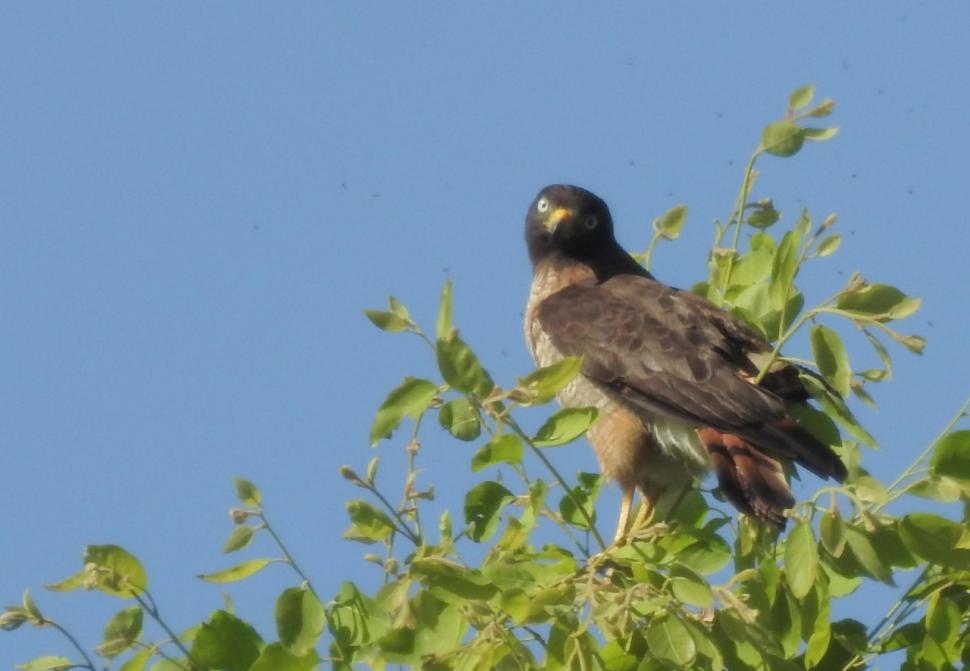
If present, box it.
[117,648,152,671]
[896,333,927,354]
[437,397,481,441]
[190,610,263,671]
[558,472,601,531]
[670,565,713,608]
[16,657,72,671]
[645,613,696,666]
[380,628,424,665]
[795,208,813,237]
[820,555,861,597]
[816,234,842,257]
[852,476,888,506]
[199,559,273,584]
[249,643,320,671]
[804,581,832,667]
[21,590,40,619]
[656,204,688,239]
[343,500,396,544]
[276,588,325,656]
[514,356,584,405]
[880,621,923,653]
[463,481,513,542]
[601,639,641,671]
[803,127,839,142]
[730,245,774,287]
[0,607,29,631]
[387,296,411,321]
[930,430,970,483]
[98,606,143,658]
[899,513,970,569]
[409,558,498,602]
[233,478,262,507]
[770,585,802,658]
[731,282,804,338]
[761,121,805,157]
[684,619,723,670]
[801,374,877,448]
[746,202,780,229]
[859,368,887,382]
[369,377,438,446]
[330,581,389,648]
[436,278,453,340]
[870,520,918,569]
[807,99,835,117]
[662,526,732,576]
[471,434,524,472]
[83,545,148,596]
[436,335,494,396]
[789,84,815,110]
[364,309,410,333]
[819,509,846,557]
[533,407,599,447]
[811,324,852,396]
[149,660,188,671]
[45,570,86,593]
[784,520,818,599]
[770,230,800,309]
[836,283,921,321]
[922,593,962,666]
[908,475,963,502]
[843,525,893,583]
[223,526,255,554]
[411,593,467,658]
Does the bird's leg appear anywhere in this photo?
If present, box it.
[613,483,636,544]
[629,488,661,536]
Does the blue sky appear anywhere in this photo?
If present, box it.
[2,4,969,668]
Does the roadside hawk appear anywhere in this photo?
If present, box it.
[523,184,846,539]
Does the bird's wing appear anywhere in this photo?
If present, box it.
[535,273,785,430]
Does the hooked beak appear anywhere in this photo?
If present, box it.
[544,207,573,233]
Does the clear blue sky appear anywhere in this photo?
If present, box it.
[2,4,968,668]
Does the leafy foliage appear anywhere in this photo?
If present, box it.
[5,86,970,671]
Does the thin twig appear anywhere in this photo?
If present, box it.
[871,399,969,514]
[720,151,761,289]
[260,513,319,595]
[132,591,199,670]
[504,416,608,552]
[46,620,97,671]
[363,484,422,545]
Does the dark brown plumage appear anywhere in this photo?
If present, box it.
[523,184,845,533]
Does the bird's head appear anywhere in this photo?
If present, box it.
[525,184,616,267]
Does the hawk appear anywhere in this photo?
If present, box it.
[523,184,846,539]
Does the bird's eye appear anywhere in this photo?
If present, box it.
[584,215,598,230]
[537,198,550,213]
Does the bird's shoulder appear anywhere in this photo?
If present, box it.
[535,272,767,360]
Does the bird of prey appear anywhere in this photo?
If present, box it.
[523,184,846,539]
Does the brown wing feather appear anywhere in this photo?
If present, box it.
[536,275,784,429]
[536,273,847,482]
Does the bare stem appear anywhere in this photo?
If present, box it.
[259,512,320,595]
[504,416,608,552]
[46,620,97,671]
[363,483,422,546]
[874,399,970,513]
[641,230,662,271]
[132,590,199,670]
[720,150,761,290]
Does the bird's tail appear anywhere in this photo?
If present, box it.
[698,428,796,527]
[699,416,847,526]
